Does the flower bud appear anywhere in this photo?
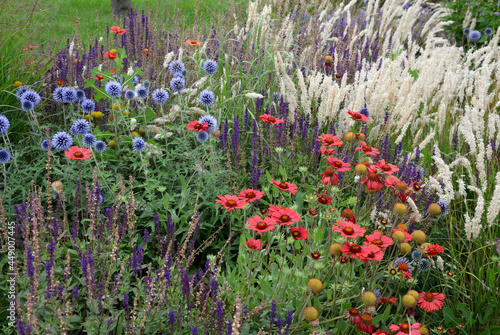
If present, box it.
[303,306,319,321]
[344,132,356,142]
[329,243,342,256]
[400,242,411,255]
[307,278,323,294]
[361,291,377,307]
[393,203,407,215]
[428,203,442,216]
[411,230,426,244]
[402,294,416,308]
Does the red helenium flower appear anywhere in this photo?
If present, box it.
[355,141,380,157]
[320,146,336,156]
[271,179,297,194]
[375,159,399,175]
[238,189,264,203]
[187,120,209,132]
[104,51,117,59]
[246,215,277,234]
[260,114,284,125]
[327,157,351,172]
[317,134,343,147]
[321,168,339,186]
[289,226,308,240]
[333,220,366,238]
[418,292,445,312]
[364,232,394,249]
[111,26,126,34]
[341,242,369,259]
[317,193,332,205]
[348,110,370,122]
[215,194,247,211]
[361,173,384,192]
[356,314,373,334]
[269,205,301,225]
[65,146,92,161]
[245,239,263,250]
[426,244,444,257]
[359,245,384,263]
[389,322,421,335]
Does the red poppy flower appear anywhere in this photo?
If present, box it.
[320,146,336,156]
[271,179,297,194]
[238,189,264,203]
[245,239,263,250]
[105,51,117,59]
[65,146,92,161]
[361,173,384,193]
[348,110,370,122]
[364,232,394,249]
[111,26,126,34]
[321,168,339,186]
[387,296,398,305]
[246,215,277,234]
[260,114,284,124]
[418,292,445,312]
[375,159,399,175]
[426,244,444,257]
[215,194,247,211]
[187,120,209,132]
[341,242,369,259]
[327,157,351,172]
[347,308,361,324]
[186,39,202,46]
[355,141,380,157]
[359,245,384,262]
[333,220,366,238]
[389,322,421,335]
[290,226,308,240]
[317,193,332,205]
[356,314,373,334]
[269,205,301,225]
[317,134,343,147]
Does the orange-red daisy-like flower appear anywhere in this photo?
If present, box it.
[260,114,284,125]
[327,157,351,172]
[271,179,297,194]
[321,168,339,186]
[364,231,394,249]
[308,208,318,216]
[409,181,422,192]
[238,189,264,203]
[290,226,308,240]
[384,175,400,189]
[105,51,117,59]
[426,244,444,257]
[215,194,247,211]
[65,146,92,161]
[375,159,399,175]
[389,322,421,335]
[317,134,343,147]
[56,78,64,86]
[245,239,263,250]
[333,219,366,238]
[356,314,373,334]
[111,26,126,34]
[317,193,332,205]
[392,228,412,242]
[246,215,277,234]
[186,39,202,46]
[96,74,104,81]
[373,330,390,335]
[320,146,336,156]
[359,245,383,263]
[341,242,369,259]
[347,308,361,324]
[355,141,380,157]
[418,292,445,312]
[361,173,384,193]
[187,120,209,132]
[142,48,150,56]
[269,205,301,225]
[348,110,370,122]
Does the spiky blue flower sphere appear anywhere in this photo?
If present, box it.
[21,100,34,111]
[83,133,97,148]
[76,89,86,101]
[16,86,29,101]
[485,28,493,36]
[41,139,50,151]
[196,131,209,143]
[170,76,185,92]
[152,88,169,104]
[418,259,431,272]
[51,132,73,150]
[0,115,10,135]
[81,99,95,114]
[411,250,422,261]
[137,87,149,99]
[436,200,449,216]
[125,90,137,100]
[132,137,146,152]
[198,115,218,134]
[62,87,77,103]
[53,87,65,103]
[169,60,186,76]
[203,59,218,75]
[0,149,10,163]
[463,28,470,35]
[105,81,122,98]
[469,30,481,42]
[359,107,370,117]
[20,89,41,106]
[70,119,91,136]
[94,141,106,152]
[199,90,215,107]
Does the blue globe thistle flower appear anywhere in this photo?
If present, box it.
[143,80,151,88]
[198,115,218,134]
[53,87,65,103]
[105,81,122,98]
[199,90,215,107]
[16,86,29,101]
[41,139,50,151]
[81,99,95,114]
[169,60,186,76]
[132,137,146,152]
[468,30,481,42]
[70,119,91,136]
[133,76,139,86]
[411,250,422,261]
[418,258,431,272]
[170,76,185,92]
[196,131,209,143]
[203,59,218,75]
[51,132,73,150]
[394,257,413,272]
[436,200,449,216]
[359,107,370,117]
[94,141,106,152]
[20,89,41,107]
[125,90,137,100]
[83,133,97,148]
[152,88,169,104]
[0,115,10,135]
[62,87,77,103]
[21,100,34,111]
[463,28,470,35]
[76,89,86,101]
[0,149,10,163]
[137,87,149,99]
[173,72,184,79]
[485,28,493,36]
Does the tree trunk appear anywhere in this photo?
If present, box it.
[110,0,132,18]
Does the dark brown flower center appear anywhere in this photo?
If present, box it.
[226,200,237,207]
[325,137,333,144]
[319,197,328,203]
[353,114,362,120]
[292,231,299,237]
[349,244,361,253]
[362,145,372,151]
[343,227,354,235]
[373,239,383,246]
[368,173,379,181]
[341,209,354,218]
[74,151,84,158]
[367,252,375,258]
[311,252,321,259]
[256,222,267,229]
[279,182,288,189]
[268,116,275,122]
[400,324,410,332]
[380,220,388,225]
[324,168,334,177]
[245,192,255,198]
[333,161,342,168]
[194,124,202,130]
[280,214,290,222]
[360,314,372,324]
[428,248,436,253]
[423,292,435,302]
[413,183,421,190]
[381,164,391,171]
[349,308,359,317]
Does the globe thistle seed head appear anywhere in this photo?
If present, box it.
[485,28,493,36]
[411,250,422,261]
[152,88,169,104]
[21,100,34,111]
[170,76,185,92]
[83,133,97,148]
[418,258,431,272]
[41,139,50,151]
[203,59,218,75]
[468,30,481,42]
[51,132,73,150]
[70,119,91,136]
[132,137,146,151]
[62,87,78,103]
[198,115,218,134]
[76,89,86,101]
[143,80,151,88]
[105,81,122,98]
[199,90,215,107]
[463,28,470,35]
[53,87,65,103]
[94,140,106,152]
[20,89,41,106]
[125,90,137,100]
[81,99,95,113]
[196,131,209,143]
[169,60,186,76]
[0,149,10,163]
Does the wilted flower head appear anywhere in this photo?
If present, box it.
[132,137,146,152]
[51,132,73,150]
[468,30,481,41]
[81,99,95,113]
[203,59,218,74]
[0,115,10,135]
[198,115,218,134]
[199,90,215,106]
[83,133,97,148]
[152,88,169,104]
[0,149,10,163]
[21,100,34,111]
[70,119,91,135]
[170,76,185,92]
[105,81,122,98]
[463,28,470,35]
